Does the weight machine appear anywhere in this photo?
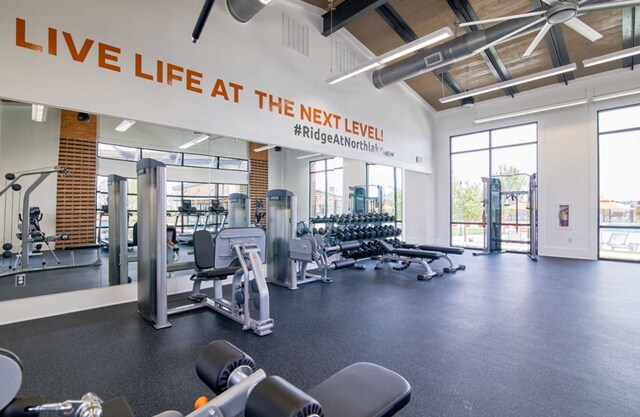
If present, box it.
[1,166,102,278]
[349,185,384,214]
[474,173,538,261]
[136,159,272,335]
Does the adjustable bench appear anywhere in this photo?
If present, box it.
[376,239,445,280]
[401,243,466,273]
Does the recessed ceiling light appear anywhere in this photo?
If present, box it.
[31,104,47,122]
[179,134,210,150]
[115,119,136,132]
[253,145,276,152]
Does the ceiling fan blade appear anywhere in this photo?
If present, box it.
[564,17,603,42]
[458,11,545,27]
[542,0,560,4]
[472,17,546,55]
[579,0,640,14]
[523,23,553,57]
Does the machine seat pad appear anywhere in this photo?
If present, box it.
[416,245,464,255]
[195,267,241,280]
[307,362,411,417]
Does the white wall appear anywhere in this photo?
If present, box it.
[0,0,437,173]
[404,171,435,243]
[435,68,640,259]
[0,103,61,246]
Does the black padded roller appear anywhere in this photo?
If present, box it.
[331,259,356,270]
[195,340,256,395]
[338,241,360,252]
[245,376,324,417]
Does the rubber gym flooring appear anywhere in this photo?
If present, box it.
[0,253,639,417]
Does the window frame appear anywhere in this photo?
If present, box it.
[308,157,344,220]
[365,163,403,229]
[449,122,538,251]
[597,102,640,263]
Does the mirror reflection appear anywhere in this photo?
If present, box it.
[0,98,403,302]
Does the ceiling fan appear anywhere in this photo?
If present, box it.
[458,0,640,58]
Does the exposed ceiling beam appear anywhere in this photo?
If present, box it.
[532,0,574,84]
[375,3,416,43]
[446,0,519,97]
[622,6,640,68]
[375,3,463,95]
[322,0,390,36]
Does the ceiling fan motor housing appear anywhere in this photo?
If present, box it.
[546,2,578,24]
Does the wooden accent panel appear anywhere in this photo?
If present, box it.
[249,157,269,228]
[56,111,98,246]
[249,142,270,162]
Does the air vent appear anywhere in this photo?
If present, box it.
[334,42,356,73]
[425,52,443,67]
[282,13,309,57]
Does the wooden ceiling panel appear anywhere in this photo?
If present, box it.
[494,32,555,78]
[405,73,460,111]
[468,0,535,22]
[562,9,623,78]
[389,0,458,37]
[344,10,406,55]
[300,0,631,111]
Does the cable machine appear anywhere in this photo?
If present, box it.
[1,167,102,278]
[349,185,383,214]
[474,173,538,261]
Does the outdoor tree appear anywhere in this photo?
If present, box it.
[452,179,483,229]
[495,164,528,191]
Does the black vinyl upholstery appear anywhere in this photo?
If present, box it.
[307,362,411,417]
[193,230,215,270]
[378,240,442,259]
[192,230,240,280]
[417,245,464,255]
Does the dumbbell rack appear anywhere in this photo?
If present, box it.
[310,214,402,260]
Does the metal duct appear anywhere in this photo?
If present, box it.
[227,0,271,23]
[372,17,544,89]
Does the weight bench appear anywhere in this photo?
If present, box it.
[1,340,411,417]
[401,243,466,273]
[376,239,444,280]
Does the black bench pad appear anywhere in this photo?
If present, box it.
[195,267,240,280]
[308,362,411,417]
[379,240,442,259]
[416,245,464,255]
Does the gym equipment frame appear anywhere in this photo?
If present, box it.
[1,167,102,278]
[474,173,538,261]
[168,228,274,336]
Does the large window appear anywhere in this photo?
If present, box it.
[309,157,344,218]
[98,142,248,171]
[598,104,640,262]
[96,140,249,241]
[366,164,403,228]
[450,123,537,251]
[96,177,248,239]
